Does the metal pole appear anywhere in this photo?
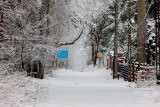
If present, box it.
[113,0,118,79]
[66,58,68,70]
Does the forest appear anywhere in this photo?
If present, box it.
[1,0,160,107]
[0,0,159,79]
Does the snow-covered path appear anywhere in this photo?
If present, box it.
[36,67,160,107]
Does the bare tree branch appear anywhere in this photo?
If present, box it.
[56,26,85,47]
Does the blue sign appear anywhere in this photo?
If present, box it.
[57,50,69,59]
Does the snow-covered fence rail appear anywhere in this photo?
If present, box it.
[134,69,156,87]
[134,70,146,82]
[119,63,156,84]
[135,70,155,80]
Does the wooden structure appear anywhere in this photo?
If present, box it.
[134,70,146,82]
[119,63,156,82]
[26,60,44,79]
[134,66,156,82]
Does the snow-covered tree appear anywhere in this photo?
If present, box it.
[0,0,70,77]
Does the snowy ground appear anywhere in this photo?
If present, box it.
[0,64,46,107]
[34,66,160,107]
[1,65,160,107]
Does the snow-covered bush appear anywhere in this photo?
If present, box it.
[0,71,47,107]
[0,63,15,76]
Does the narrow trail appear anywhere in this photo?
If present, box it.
[35,68,160,107]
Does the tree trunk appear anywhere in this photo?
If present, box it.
[91,44,95,63]
[93,49,98,66]
[45,0,50,36]
[0,0,5,42]
[20,40,25,70]
[39,0,50,37]
[137,0,146,64]
[90,27,95,64]
[93,33,100,66]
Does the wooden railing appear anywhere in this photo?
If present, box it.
[119,63,156,82]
